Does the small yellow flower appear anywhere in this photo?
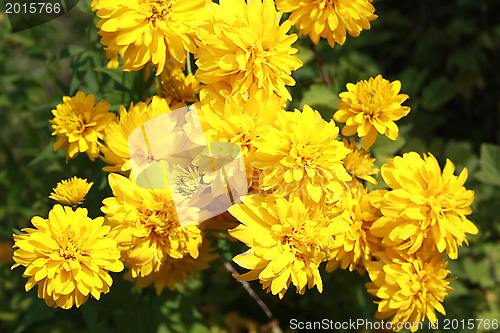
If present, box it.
[276,0,377,47]
[50,91,115,161]
[200,86,282,186]
[370,152,477,259]
[334,75,410,148]
[366,251,453,332]
[100,96,171,173]
[101,173,203,279]
[342,139,379,186]
[194,0,303,101]
[49,177,93,206]
[252,105,352,203]
[104,48,121,69]
[229,194,349,299]
[157,62,201,107]
[326,187,382,273]
[93,0,208,74]
[12,205,124,309]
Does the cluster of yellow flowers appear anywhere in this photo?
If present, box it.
[12,0,477,331]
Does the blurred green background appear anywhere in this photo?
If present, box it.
[1,0,499,332]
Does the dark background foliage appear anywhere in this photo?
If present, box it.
[0,0,499,332]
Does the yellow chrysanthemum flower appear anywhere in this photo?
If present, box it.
[129,241,216,295]
[49,176,93,206]
[100,96,171,173]
[252,105,352,203]
[200,86,282,186]
[101,173,203,279]
[50,91,115,161]
[104,48,122,69]
[366,251,453,332]
[157,62,201,107]
[370,152,477,260]
[334,75,411,148]
[276,0,377,47]
[326,187,382,273]
[342,139,379,186]
[194,0,303,101]
[229,194,349,299]
[12,205,124,309]
[93,0,208,74]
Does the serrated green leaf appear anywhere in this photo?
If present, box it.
[475,143,500,187]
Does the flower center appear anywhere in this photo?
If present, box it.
[139,196,180,237]
[149,0,171,24]
[58,229,82,260]
[60,110,85,133]
[174,167,210,198]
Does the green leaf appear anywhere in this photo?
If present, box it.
[13,298,58,333]
[27,141,56,167]
[462,256,495,288]
[299,83,339,110]
[475,143,500,187]
[51,44,85,62]
[421,77,458,111]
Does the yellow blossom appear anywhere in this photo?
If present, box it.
[12,205,123,309]
[194,0,303,102]
[100,96,171,173]
[252,105,352,203]
[370,152,477,259]
[326,187,382,272]
[200,86,282,186]
[93,0,208,74]
[229,194,349,298]
[334,75,410,148]
[276,0,377,47]
[342,139,379,186]
[49,177,93,206]
[50,91,115,161]
[366,251,453,332]
[104,48,122,69]
[157,62,201,107]
[101,173,203,279]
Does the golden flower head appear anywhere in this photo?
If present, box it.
[366,251,453,332]
[93,0,208,74]
[276,0,377,47]
[370,152,477,260]
[252,105,352,203]
[334,75,411,148]
[229,194,349,299]
[194,0,303,102]
[100,96,171,173]
[12,205,124,309]
[104,48,122,69]
[101,173,203,279]
[49,176,94,206]
[157,62,201,107]
[326,187,382,273]
[200,85,282,186]
[50,91,115,161]
[129,241,216,295]
[342,138,379,186]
